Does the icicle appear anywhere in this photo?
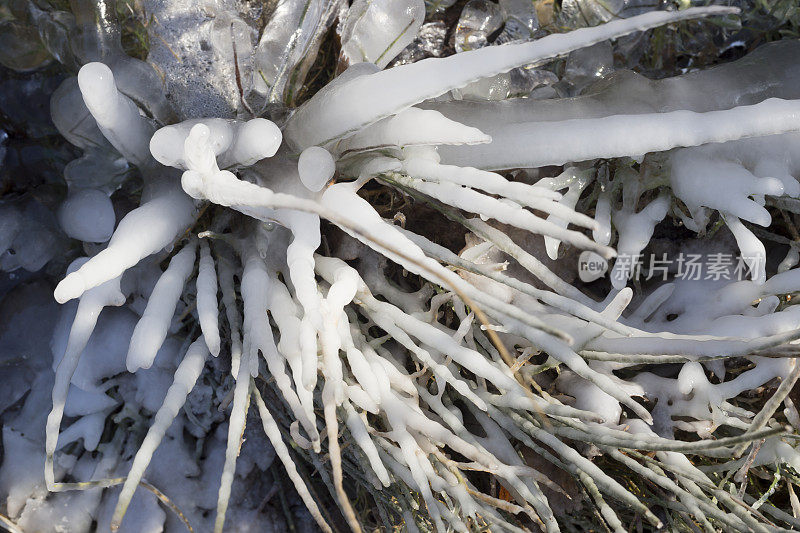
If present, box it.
[197,240,221,355]
[400,155,598,228]
[111,337,209,530]
[214,350,252,533]
[671,148,784,227]
[252,385,333,533]
[543,169,594,259]
[77,62,155,167]
[335,107,491,155]
[218,250,243,376]
[389,173,613,258]
[126,241,197,372]
[267,278,318,446]
[724,214,767,284]
[54,187,195,303]
[610,194,670,290]
[46,259,125,490]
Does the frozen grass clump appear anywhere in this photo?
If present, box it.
[4,0,800,532]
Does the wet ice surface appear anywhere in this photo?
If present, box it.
[143,0,253,119]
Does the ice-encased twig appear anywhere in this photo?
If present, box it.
[400,156,596,230]
[284,6,737,149]
[428,40,800,130]
[266,276,320,447]
[46,262,126,490]
[252,384,333,533]
[217,247,243,375]
[437,98,800,170]
[111,337,209,530]
[178,167,573,342]
[334,107,491,155]
[214,349,252,533]
[54,186,196,303]
[388,173,612,258]
[393,223,629,334]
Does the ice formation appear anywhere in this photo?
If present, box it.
[3,1,800,532]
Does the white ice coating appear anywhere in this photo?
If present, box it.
[226,119,283,167]
[593,193,612,245]
[77,62,155,167]
[297,146,336,192]
[334,107,491,155]
[240,249,275,379]
[318,183,572,343]
[666,133,800,281]
[54,186,195,303]
[339,0,425,69]
[150,119,235,168]
[543,170,594,260]
[218,251,243,374]
[33,9,800,530]
[671,149,785,228]
[266,276,319,447]
[428,39,800,128]
[111,337,209,530]
[284,6,737,149]
[311,196,650,422]
[252,387,333,533]
[438,98,800,170]
[214,347,252,533]
[57,188,116,243]
[196,240,221,356]
[724,214,767,284]
[779,246,799,273]
[610,194,670,290]
[126,241,197,372]
[400,153,597,229]
[150,118,282,170]
[45,258,126,489]
[389,173,614,258]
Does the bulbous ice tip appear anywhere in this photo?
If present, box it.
[150,126,187,168]
[235,119,282,165]
[298,146,336,192]
[54,274,85,304]
[187,123,211,147]
[206,336,221,357]
[77,62,116,120]
[126,326,161,372]
[184,124,216,173]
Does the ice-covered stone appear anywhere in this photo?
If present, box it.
[454,0,504,53]
[340,0,425,69]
